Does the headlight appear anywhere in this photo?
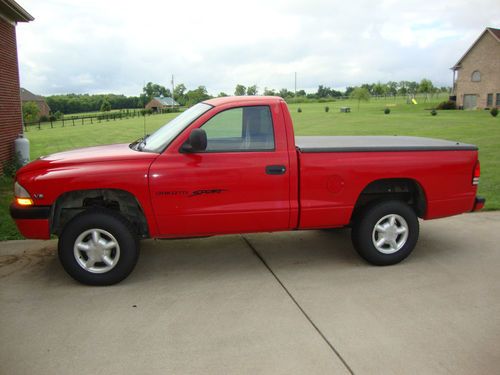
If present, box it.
[14,182,33,206]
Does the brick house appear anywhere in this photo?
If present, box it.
[20,87,51,118]
[0,0,33,172]
[451,27,500,109]
[145,96,179,112]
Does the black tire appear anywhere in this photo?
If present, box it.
[351,200,419,266]
[58,208,139,285]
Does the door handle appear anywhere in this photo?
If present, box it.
[266,165,287,175]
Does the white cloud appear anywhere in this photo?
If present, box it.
[15,0,500,96]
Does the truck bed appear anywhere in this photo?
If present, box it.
[295,136,477,153]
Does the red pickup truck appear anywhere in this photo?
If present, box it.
[11,96,484,285]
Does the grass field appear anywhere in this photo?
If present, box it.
[2,97,498,240]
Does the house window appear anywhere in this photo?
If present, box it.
[471,71,481,82]
[496,93,500,106]
[487,94,493,107]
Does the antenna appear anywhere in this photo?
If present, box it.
[143,80,146,137]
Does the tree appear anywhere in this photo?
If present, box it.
[350,87,370,111]
[234,84,246,96]
[386,81,398,96]
[22,102,39,123]
[344,86,355,97]
[100,99,111,112]
[317,85,330,98]
[278,88,294,98]
[246,85,258,96]
[173,84,187,106]
[418,79,433,94]
[143,82,171,98]
[296,89,306,97]
[418,79,434,102]
[218,92,228,97]
[263,87,276,96]
[185,86,211,106]
[140,82,171,106]
[372,82,387,96]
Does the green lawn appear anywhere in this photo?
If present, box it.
[1,98,498,240]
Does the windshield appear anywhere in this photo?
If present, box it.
[138,103,212,153]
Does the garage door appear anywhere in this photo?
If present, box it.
[463,94,477,109]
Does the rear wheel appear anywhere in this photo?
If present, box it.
[58,208,139,285]
[351,200,419,265]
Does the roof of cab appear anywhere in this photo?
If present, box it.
[203,96,285,107]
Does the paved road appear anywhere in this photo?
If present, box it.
[1,212,499,374]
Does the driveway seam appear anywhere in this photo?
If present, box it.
[242,236,354,375]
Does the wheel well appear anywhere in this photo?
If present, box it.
[351,179,426,221]
[51,189,149,237]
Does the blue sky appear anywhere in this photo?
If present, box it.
[15,0,500,96]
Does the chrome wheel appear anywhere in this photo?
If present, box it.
[371,214,409,254]
[73,229,121,273]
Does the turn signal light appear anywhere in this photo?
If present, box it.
[16,197,34,206]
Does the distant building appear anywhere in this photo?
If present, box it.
[451,27,500,109]
[20,88,51,118]
[145,96,179,112]
[0,0,33,172]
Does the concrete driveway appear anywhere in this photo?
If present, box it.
[1,212,499,374]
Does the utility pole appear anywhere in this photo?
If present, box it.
[294,72,297,96]
[171,74,174,110]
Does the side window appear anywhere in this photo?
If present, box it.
[201,106,275,152]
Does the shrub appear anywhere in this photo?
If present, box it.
[491,108,499,117]
[325,106,329,113]
[431,109,437,116]
[297,107,302,113]
[48,114,57,122]
[436,100,456,110]
[2,152,23,177]
[54,111,64,120]
[384,108,390,114]
[39,115,49,122]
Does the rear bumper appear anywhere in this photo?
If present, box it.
[472,196,485,212]
[10,204,51,239]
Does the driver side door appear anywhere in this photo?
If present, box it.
[149,104,291,237]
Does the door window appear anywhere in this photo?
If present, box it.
[201,106,275,152]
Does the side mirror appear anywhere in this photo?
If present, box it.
[181,128,207,153]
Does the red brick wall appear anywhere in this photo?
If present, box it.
[0,17,23,173]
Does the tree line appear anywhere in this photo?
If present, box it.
[40,79,450,116]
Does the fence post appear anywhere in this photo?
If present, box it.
[72,118,75,126]
[38,121,41,130]
[82,117,84,125]
[62,118,65,127]
[91,117,93,124]
[50,120,53,128]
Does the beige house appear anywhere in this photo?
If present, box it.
[451,27,500,109]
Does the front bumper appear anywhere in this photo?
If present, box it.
[10,204,51,239]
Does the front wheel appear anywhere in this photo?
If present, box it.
[58,208,139,285]
[351,200,419,266]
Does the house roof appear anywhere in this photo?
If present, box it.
[20,88,45,102]
[152,97,179,106]
[0,0,34,22]
[452,27,500,69]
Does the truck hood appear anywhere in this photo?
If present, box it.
[18,143,158,174]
